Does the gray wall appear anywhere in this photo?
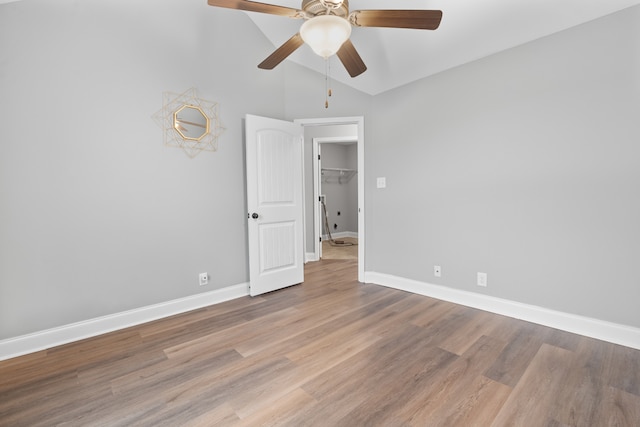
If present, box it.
[367,5,640,328]
[345,144,358,233]
[2,0,638,343]
[0,0,283,339]
[283,63,373,122]
[320,143,358,237]
[0,0,372,340]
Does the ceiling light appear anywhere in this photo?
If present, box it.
[300,15,351,58]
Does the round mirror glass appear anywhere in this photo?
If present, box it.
[173,105,209,141]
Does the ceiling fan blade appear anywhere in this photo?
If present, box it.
[349,10,442,30]
[207,0,302,18]
[258,33,304,70]
[336,39,367,78]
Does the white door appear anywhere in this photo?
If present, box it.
[245,114,304,296]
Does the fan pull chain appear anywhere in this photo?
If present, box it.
[325,57,333,109]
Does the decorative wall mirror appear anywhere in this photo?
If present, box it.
[174,105,209,141]
[152,88,224,158]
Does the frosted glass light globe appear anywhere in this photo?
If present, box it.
[300,15,352,58]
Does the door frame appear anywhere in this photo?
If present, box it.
[295,116,365,283]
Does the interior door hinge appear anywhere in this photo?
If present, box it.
[319,237,322,242]
[318,154,321,160]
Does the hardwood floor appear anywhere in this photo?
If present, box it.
[321,237,358,260]
[1,259,639,426]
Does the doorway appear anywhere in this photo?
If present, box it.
[314,137,358,261]
[295,116,364,283]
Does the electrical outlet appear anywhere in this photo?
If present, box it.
[477,272,487,287]
[434,265,441,277]
[199,272,208,286]
[377,177,386,188]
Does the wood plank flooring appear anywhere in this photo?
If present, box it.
[1,259,639,426]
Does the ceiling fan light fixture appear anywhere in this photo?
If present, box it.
[300,15,351,58]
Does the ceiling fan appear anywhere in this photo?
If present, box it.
[207,0,443,77]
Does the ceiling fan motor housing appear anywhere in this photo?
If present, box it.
[302,0,349,17]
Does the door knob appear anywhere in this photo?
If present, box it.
[251,213,259,219]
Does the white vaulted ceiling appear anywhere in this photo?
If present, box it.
[4,0,639,95]
[244,0,640,95]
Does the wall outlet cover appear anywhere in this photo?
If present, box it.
[477,272,487,287]
[199,272,208,286]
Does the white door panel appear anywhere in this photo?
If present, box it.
[246,115,304,296]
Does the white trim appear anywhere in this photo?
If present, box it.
[305,252,319,262]
[300,127,307,267]
[0,283,249,361]
[323,231,358,240]
[313,141,322,260]
[364,271,640,350]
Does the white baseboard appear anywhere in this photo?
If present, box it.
[7,272,637,361]
[0,283,249,361]
[322,231,358,240]
[364,271,640,351]
[308,232,358,263]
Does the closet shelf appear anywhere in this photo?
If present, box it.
[321,168,357,184]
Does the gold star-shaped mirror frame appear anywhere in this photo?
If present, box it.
[152,88,225,158]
